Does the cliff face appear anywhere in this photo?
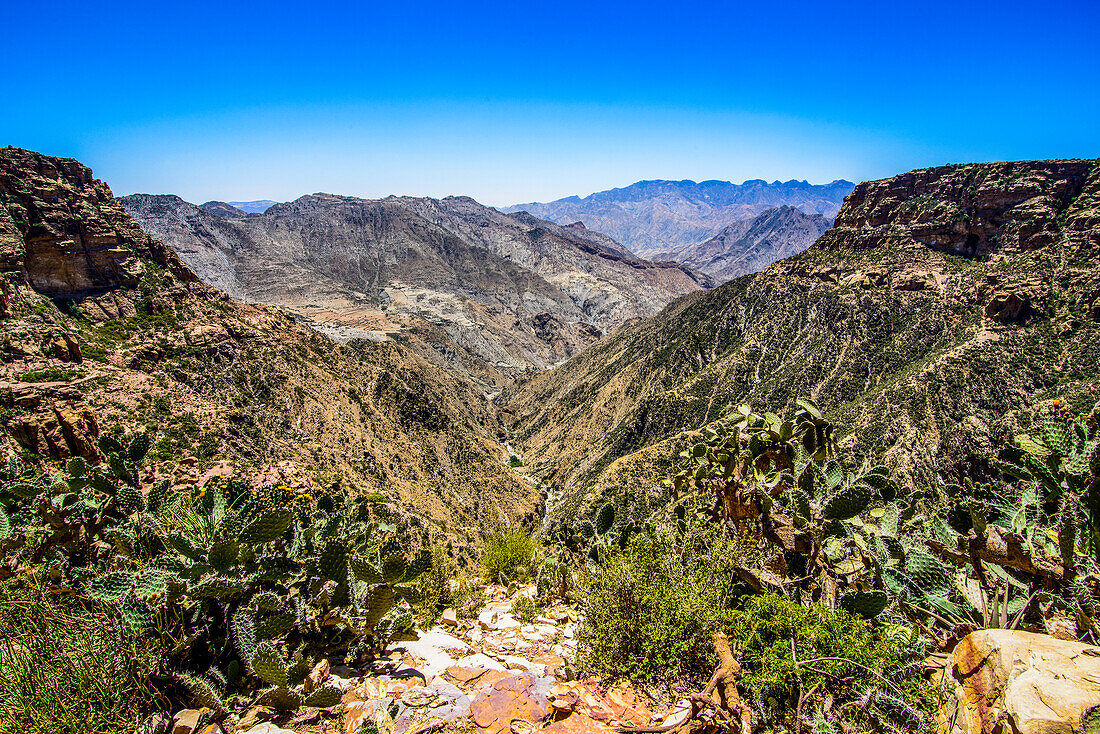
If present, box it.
[0,149,538,535]
[122,191,710,385]
[0,149,194,298]
[503,159,1100,519]
[819,160,1098,255]
[649,205,832,282]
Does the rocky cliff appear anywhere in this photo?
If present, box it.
[0,148,196,297]
[649,205,832,282]
[503,178,854,257]
[122,192,710,386]
[503,159,1100,519]
[0,149,538,535]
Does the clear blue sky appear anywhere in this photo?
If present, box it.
[3,0,1097,206]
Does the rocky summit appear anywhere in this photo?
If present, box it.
[122,192,710,386]
[504,159,1100,519]
[503,178,854,257]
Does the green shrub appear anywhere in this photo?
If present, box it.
[0,574,158,734]
[512,595,545,623]
[451,576,488,620]
[577,528,743,683]
[577,526,936,731]
[729,594,936,731]
[18,367,77,382]
[480,527,536,583]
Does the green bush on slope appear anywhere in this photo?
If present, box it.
[481,526,536,583]
[576,523,938,732]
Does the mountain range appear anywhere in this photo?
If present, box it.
[648,205,832,281]
[7,147,1098,543]
[121,192,710,386]
[503,178,854,257]
[226,199,278,214]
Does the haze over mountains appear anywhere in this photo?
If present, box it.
[648,205,832,281]
[503,178,854,258]
[226,199,278,214]
[121,192,709,386]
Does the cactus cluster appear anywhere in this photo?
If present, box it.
[667,398,910,618]
[0,433,431,712]
[536,502,638,599]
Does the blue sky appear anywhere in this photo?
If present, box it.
[4,0,1097,206]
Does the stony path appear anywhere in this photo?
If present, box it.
[174,585,688,734]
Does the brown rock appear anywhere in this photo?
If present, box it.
[984,292,1032,321]
[171,708,212,734]
[441,607,459,626]
[542,714,616,734]
[470,674,552,730]
[447,665,490,684]
[940,629,1100,734]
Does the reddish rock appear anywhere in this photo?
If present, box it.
[470,674,551,732]
[542,714,616,734]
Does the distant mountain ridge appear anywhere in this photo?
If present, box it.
[503,177,854,256]
[649,205,832,281]
[121,192,709,386]
[227,199,278,213]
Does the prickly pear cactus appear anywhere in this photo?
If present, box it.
[822,481,874,521]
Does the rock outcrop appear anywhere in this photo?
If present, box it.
[0,148,194,297]
[503,178,854,257]
[940,630,1100,734]
[503,159,1100,519]
[122,192,710,385]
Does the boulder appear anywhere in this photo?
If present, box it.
[984,292,1032,321]
[940,629,1100,734]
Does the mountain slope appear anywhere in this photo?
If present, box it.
[122,193,710,385]
[0,148,538,534]
[649,205,831,281]
[503,159,1100,519]
[503,178,854,256]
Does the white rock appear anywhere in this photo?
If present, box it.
[493,614,522,630]
[241,725,298,734]
[453,652,507,671]
[478,609,497,629]
[328,674,358,691]
[662,700,693,730]
[422,628,472,651]
[500,654,539,671]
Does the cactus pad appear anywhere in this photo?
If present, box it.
[821,481,873,520]
[238,509,295,544]
[303,685,342,708]
[839,589,890,618]
[250,642,289,686]
[903,550,952,598]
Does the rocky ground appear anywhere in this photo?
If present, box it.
[163,586,689,734]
